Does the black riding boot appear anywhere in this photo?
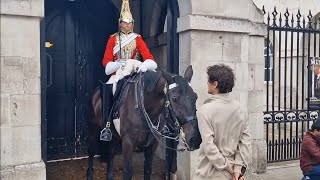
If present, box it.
[100,82,114,141]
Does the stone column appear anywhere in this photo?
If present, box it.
[1,0,46,179]
[176,0,267,179]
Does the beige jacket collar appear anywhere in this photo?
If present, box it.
[204,93,232,104]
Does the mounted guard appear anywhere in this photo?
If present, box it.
[100,0,157,141]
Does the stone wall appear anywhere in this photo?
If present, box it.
[176,0,267,179]
[0,0,46,179]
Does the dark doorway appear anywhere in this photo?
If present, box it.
[44,0,118,161]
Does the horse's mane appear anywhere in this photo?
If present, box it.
[142,70,190,93]
[142,70,163,92]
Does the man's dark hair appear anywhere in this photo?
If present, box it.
[207,64,235,93]
[311,120,320,131]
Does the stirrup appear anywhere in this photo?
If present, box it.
[100,121,112,141]
[100,127,112,141]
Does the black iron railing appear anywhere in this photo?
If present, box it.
[263,6,320,162]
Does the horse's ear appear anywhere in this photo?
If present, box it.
[161,69,174,84]
[184,65,193,82]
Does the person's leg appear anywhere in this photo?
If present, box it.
[100,82,114,141]
[304,165,320,180]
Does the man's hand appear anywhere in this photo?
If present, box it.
[105,61,122,75]
[137,59,157,73]
[137,64,147,73]
[226,159,235,174]
[233,172,244,180]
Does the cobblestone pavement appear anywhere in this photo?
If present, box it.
[252,160,303,180]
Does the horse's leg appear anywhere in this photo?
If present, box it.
[165,139,178,180]
[165,139,173,180]
[87,123,99,180]
[87,146,95,180]
[122,136,134,180]
[170,140,178,180]
[144,140,159,180]
[105,140,116,180]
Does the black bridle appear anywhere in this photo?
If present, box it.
[136,72,197,151]
[164,82,198,128]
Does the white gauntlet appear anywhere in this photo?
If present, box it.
[105,61,121,75]
[137,59,157,73]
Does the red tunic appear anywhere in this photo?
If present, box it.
[300,131,320,174]
[102,33,154,68]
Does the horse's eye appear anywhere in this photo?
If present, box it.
[171,97,177,102]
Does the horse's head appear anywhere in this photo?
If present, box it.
[162,66,202,151]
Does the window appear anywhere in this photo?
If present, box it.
[264,39,274,82]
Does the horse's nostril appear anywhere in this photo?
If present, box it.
[189,137,195,146]
[189,136,201,150]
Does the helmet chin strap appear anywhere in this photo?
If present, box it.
[120,29,133,35]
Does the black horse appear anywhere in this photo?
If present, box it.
[86,66,202,180]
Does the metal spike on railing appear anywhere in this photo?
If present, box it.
[262,5,266,15]
[302,16,306,28]
[279,13,282,27]
[296,9,302,28]
[267,12,270,26]
[284,8,290,27]
[307,10,313,29]
[272,6,278,27]
[314,13,318,29]
[291,14,294,28]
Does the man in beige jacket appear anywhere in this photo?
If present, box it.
[193,64,251,180]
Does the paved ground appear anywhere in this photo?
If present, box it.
[47,155,303,180]
[252,160,303,180]
[47,152,166,180]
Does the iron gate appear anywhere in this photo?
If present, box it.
[263,7,320,162]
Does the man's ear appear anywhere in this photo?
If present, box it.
[213,81,219,88]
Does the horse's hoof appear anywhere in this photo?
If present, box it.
[87,174,94,180]
[165,173,170,180]
[170,173,177,180]
[87,168,93,180]
[106,174,114,180]
[143,175,151,180]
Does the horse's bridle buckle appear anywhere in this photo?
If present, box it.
[175,121,180,127]
[106,122,111,128]
[165,101,170,107]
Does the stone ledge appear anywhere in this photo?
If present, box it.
[0,0,44,18]
[177,15,267,36]
[1,161,46,180]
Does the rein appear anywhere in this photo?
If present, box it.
[136,72,197,151]
[108,73,139,121]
